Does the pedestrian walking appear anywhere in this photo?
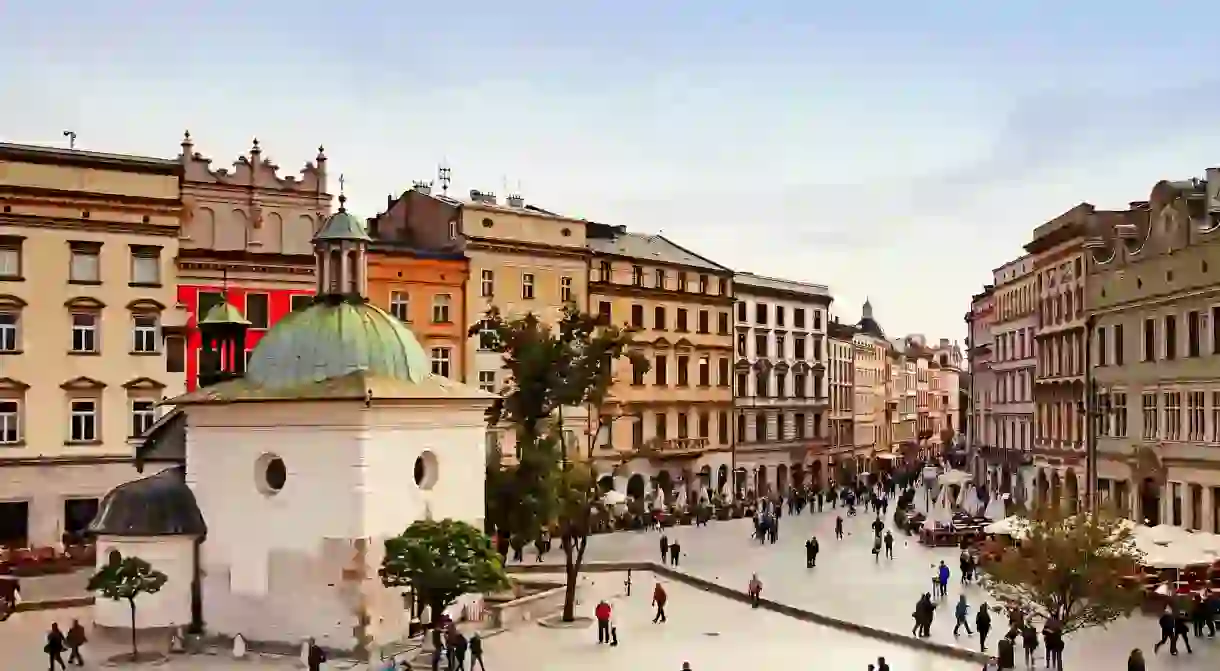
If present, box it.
[595,600,612,644]
[835,516,844,540]
[65,619,86,666]
[1043,619,1064,671]
[937,561,950,599]
[659,534,669,563]
[1153,607,1175,654]
[45,623,67,671]
[953,595,973,637]
[1020,622,1038,668]
[469,633,485,671]
[451,632,467,671]
[1173,609,1192,654]
[883,530,894,559]
[652,582,668,623]
[976,603,992,651]
[748,574,763,608]
[669,540,681,566]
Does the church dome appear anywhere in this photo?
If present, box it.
[244,296,430,391]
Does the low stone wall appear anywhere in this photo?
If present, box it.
[486,580,572,629]
[507,561,989,665]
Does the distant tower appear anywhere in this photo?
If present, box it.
[197,276,251,388]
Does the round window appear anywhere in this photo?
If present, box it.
[256,453,287,495]
[414,451,439,490]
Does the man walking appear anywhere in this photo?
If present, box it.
[306,638,327,671]
[976,603,993,652]
[883,530,894,559]
[659,533,669,563]
[953,595,973,637]
[468,633,485,671]
[595,600,613,644]
[65,619,86,666]
[669,540,681,566]
[652,582,668,623]
[834,516,844,540]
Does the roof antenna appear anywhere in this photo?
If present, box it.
[437,161,452,196]
[63,130,77,150]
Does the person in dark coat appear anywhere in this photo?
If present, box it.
[659,534,669,562]
[1173,609,1193,654]
[1153,607,1175,654]
[883,530,894,559]
[834,516,844,540]
[996,633,1015,670]
[1127,648,1145,671]
[669,540,681,566]
[65,619,86,666]
[468,633,485,671]
[45,623,67,671]
[1020,622,1038,668]
[975,603,992,651]
[451,632,468,671]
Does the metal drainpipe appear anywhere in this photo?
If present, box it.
[1084,314,1098,514]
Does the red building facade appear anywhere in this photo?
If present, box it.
[178,285,315,390]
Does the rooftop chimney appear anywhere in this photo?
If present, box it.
[506,193,524,208]
[412,181,432,196]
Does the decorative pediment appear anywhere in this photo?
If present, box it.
[735,358,752,370]
[792,361,811,374]
[122,377,166,391]
[673,338,694,350]
[774,361,790,373]
[752,359,773,371]
[0,377,29,391]
[652,337,671,349]
[178,132,327,194]
[60,376,106,391]
[126,298,167,312]
[64,296,106,310]
[0,294,27,309]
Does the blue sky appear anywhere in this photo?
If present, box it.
[4,1,1220,342]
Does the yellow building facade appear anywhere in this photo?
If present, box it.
[0,143,186,547]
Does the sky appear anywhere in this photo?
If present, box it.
[4,1,1220,343]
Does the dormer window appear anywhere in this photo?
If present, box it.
[448,221,458,240]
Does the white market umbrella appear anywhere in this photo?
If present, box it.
[938,469,972,486]
[1134,524,1188,547]
[602,490,627,506]
[983,515,1028,538]
[983,494,1007,521]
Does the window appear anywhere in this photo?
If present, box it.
[654,306,666,330]
[291,294,314,312]
[1188,391,1205,441]
[654,355,668,385]
[737,333,746,356]
[1164,392,1181,440]
[631,358,646,385]
[718,412,728,444]
[478,371,496,393]
[389,291,410,321]
[677,355,690,386]
[598,261,611,282]
[697,412,709,439]
[521,273,535,299]
[698,275,709,293]
[432,294,451,323]
[477,327,496,351]
[795,413,806,439]
[198,291,224,319]
[718,312,729,334]
[132,314,158,353]
[698,356,710,386]
[776,333,786,358]
[736,372,748,397]
[448,221,458,240]
[813,310,822,330]
[755,370,769,397]
[1188,311,1201,357]
[597,301,611,322]
[754,333,767,358]
[737,302,747,322]
[718,278,728,295]
[794,336,806,359]
[718,358,729,386]
[0,400,19,443]
[430,347,452,377]
[1097,327,1108,366]
[166,336,185,373]
[71,313,98,353]
[68,242,101,283]
[631,304,644,328]
[1141,392,1158,440]
[794,308,806,329]
[69,400,98,442]
[1114,324,1124,365]
[1165,315,1177,360]
[480,270,494,297]
[677,273,688,291]
[654,269,666,289]
[776,306,786,327]
[654,412,667,441]
[560,276,573,302]
[0,312,18,352]
[697,310,709,334]
[0,237,21,278]
[131,400,156,437]
[755,414,766,442]
[755,303,768,324]
[676,309,688,331]
[737,414,747,442]
[129,245,161,285]
[1113,392,1127,438]
[1143,318,1156,361]
[794,373,806,398]
[631,266,643,286]
[775,371,787,397]
[632,414,644,447]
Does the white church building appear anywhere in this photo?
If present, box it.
[87,194,495,658]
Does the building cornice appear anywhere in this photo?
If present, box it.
[467,237,589,261]
[0,213,179,237]
[589,280,734,307]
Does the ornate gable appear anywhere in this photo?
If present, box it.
[178,133,328,194]
[61,376,106,390]
[122,377,166,391]
[0,377,29,391]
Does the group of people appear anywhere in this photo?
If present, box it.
[427,621,485,671]
[42,620,88,670]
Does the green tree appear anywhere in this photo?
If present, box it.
[379,519,509,628]
[472,304,646,621]
[87,555,168,659]
[979,507,1145,635]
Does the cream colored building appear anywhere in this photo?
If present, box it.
[851,300,890,473]
[827,319,856,468]
[387,186,592,458]
[587,224,734,498]
[886,342,918,451]
[0,143,185,547]
[732,272,831,496]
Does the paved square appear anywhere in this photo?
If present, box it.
[564,502,1220,670]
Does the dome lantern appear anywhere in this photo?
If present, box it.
[198,299,251,387]
[313,179,372,298]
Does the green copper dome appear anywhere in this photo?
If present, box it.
[244,298,429,390]
[313,196,372,243]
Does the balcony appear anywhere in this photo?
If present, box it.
[634,437,715,460]
[737,394,829,408]
[736,436,830,454]
[976,445,1034,468]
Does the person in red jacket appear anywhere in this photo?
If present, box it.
[652,582,668,623]
[595,600,612,644]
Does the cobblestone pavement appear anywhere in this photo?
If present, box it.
[556,503,1220,670]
